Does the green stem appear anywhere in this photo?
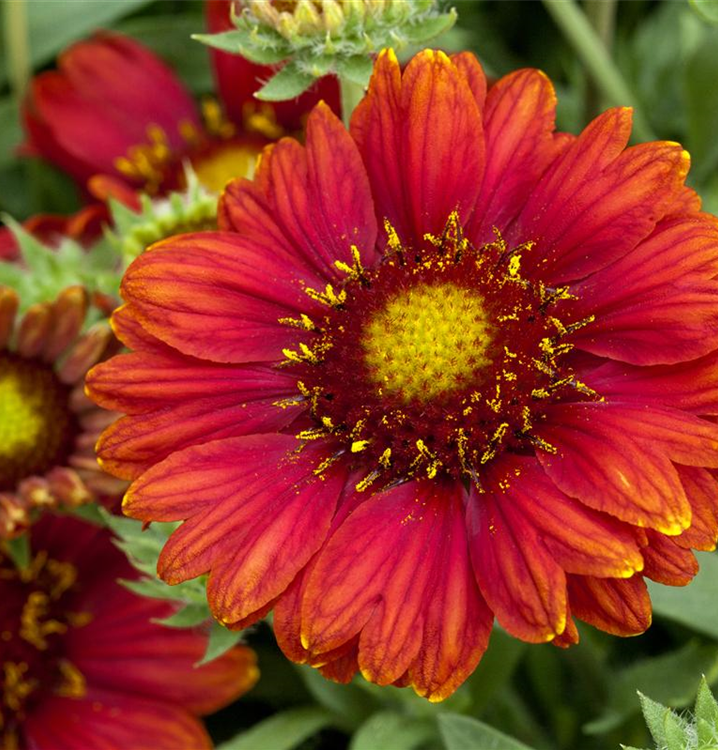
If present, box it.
[3,0,31,105]
[542,0,655,142]
[583,0,617,122]
[339,77,365,129]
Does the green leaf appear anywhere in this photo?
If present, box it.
[350,711,436,750]
[5,534,30,569]
[637,693,671,748]
[696,676,718,725]
[585,641,718,734]
[0,0,154,89]
[691,0,718,24]
[295,665,379,732]
[192,30,290,64]
[153,604,211,629]
[337,55,373,87]
[649,551,718,639]
[68,502,107,527]
[465,628,528,713]
[438,713,534,750]
[255,63,315,101]
[196,620,243,666]
[215,706,334,750]
[684,32,718,181]
[663,709,690,750]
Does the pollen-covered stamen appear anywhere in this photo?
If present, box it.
[278,212,599,488]
[0,354,76,492]
[0,551,89,744]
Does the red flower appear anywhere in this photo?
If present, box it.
[0,287,122,538]
[22,11,339,198]
[0,206,107,263]
[87,50,718,700]
[0,513,257,749]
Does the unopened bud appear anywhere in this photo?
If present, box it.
[295,0,323,34]
[247,0,281,26]
[322,0,345,33]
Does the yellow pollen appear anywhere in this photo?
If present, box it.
[192,142,261,193]
[361,282,493,403]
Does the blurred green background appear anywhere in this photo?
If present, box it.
[3,1,718,748]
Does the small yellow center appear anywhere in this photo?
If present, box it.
[192,142,261,193]
[0,375,45,460]
[0,355,73,491]
[362,282,493,403]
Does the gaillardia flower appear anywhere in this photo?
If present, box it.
[88,50,718,700]
[0,286,123,538]
[0,513,257,748]
[22,14,339,200]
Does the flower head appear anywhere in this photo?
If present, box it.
[22,20,339,198]
[0,286,122,538]
[88,49,718,700]
[0,513,257,748]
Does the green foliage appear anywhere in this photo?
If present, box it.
[623,677,718,750]
[650,553,718,640]
[438,713,534,750]
[0,216,122,310]
[3,534,30,569]
[690,0,718,25]
[100,509,227,666]
[215,706,334,750]
[106,167,217,267]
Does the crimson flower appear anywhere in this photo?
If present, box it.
[22,3,339,200]
[0,513,257,749]
[87,50,718,700]
[0,286,122,538]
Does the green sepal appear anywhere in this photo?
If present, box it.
[106,165,218,269]
[101,508,211,614]
[4,534,30,570]
[255,62,316,101]
[192,29,291,64]
[153,603,211,629]
[403,8,458,44]
[696,676,718,726]
[196,620,244,666]
[0,215,122,310]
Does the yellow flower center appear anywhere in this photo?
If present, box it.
[192,142,261,193]
[0,354,74,491]
[362,282,493,404]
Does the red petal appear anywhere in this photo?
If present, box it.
[126,435,347,625]
[567,574,651,636]
[539,402,718,533]
[469,68,562,242]
[513,108,689,282]
[300,480,492,700]
[467,469,567,643]
[674,466,718,551]
[121,231,321,363]
[351,49,485,246]
[572,214,718,364]
[641,530,698,586]
[586,350,718,416]
[220,102,378,282]
[25,695,211,750]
